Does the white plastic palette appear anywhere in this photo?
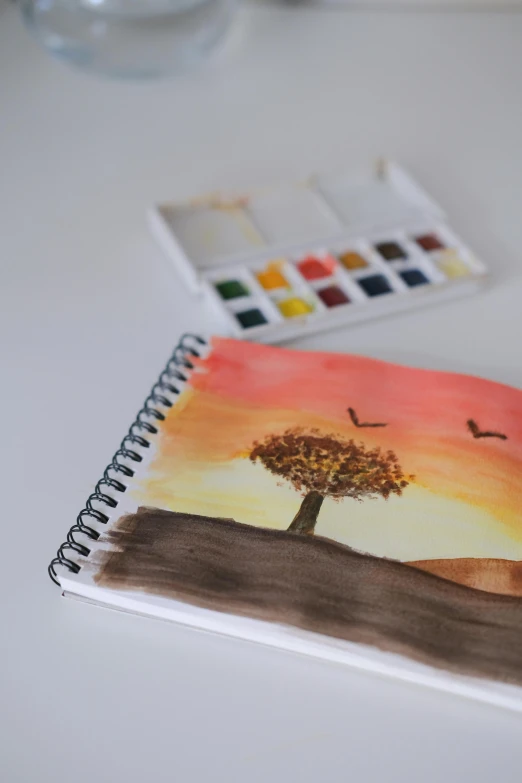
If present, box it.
[149,160,488,343]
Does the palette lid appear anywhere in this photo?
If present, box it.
[315,161,444,228]
[150,160,446,290]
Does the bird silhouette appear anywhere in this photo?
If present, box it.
[467,419,507,440]
[348,408,388,428]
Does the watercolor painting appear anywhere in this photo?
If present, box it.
[95,338,522,684]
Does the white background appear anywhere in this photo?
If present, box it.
[2,2,522,781]
[320,1,522,8]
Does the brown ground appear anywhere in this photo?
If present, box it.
[95,507,522,686]
[407,557,522,597]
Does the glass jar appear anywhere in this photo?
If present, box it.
[20,0,236,79]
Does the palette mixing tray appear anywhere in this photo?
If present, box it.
[149,160,488,343]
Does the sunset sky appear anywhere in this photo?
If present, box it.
[133,338,522,562]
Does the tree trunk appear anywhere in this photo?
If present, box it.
[287,491,324,535]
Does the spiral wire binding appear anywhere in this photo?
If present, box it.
[48,333,206,586]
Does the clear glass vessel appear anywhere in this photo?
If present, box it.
[20,0,236,79]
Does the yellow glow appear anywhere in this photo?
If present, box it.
[134,457,522,562]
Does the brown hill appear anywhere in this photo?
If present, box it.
[94,507,522,686]
[407,557,522,597]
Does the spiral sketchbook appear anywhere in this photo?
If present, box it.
[50,335,522,711]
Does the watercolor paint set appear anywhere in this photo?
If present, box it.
[149,160,488,342]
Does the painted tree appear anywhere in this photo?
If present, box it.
[249,427,410,535]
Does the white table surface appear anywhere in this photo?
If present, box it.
[2,3,522,781]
